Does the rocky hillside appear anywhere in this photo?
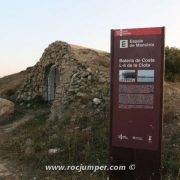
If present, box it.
[0,42,179,179]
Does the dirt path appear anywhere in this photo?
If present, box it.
[0,114,34,133]
[0,159,16,179]
[0,132,18,179]
[0,114,34,179]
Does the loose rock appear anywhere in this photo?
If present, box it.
[93,98,101,105]
[48,148,60,154]
[0,98,14,122]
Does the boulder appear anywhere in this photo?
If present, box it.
[93,98,101,105]
[48,148,60,154]
[0,98,14,122]
[86,67,92,73]
[87,75,92,81]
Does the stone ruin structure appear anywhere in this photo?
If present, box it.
[17,41,110,120]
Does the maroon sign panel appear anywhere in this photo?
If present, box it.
[111,27,164,150]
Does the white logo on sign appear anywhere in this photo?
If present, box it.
[132,136,143,141]
[148,136,152,143]
[118,134,128,140]
[120,40,128,48]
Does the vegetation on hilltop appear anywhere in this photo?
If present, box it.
[165,47,180,81]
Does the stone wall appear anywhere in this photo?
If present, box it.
[17,41,72,101]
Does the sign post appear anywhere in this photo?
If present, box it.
[110,27,165,179]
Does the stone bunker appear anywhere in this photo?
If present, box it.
[17,41,110,120]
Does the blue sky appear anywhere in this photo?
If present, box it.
[0,0,180,77]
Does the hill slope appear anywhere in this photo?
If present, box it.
[0,42,179,179]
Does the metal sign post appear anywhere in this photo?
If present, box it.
[110,27,165,180]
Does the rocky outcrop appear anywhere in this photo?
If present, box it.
[0,98,14,122]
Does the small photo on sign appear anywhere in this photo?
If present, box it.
[137,70,154,82]
[119,70,136,82]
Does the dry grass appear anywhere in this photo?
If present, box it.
[0,71,27,99]
[70,44,110,71]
